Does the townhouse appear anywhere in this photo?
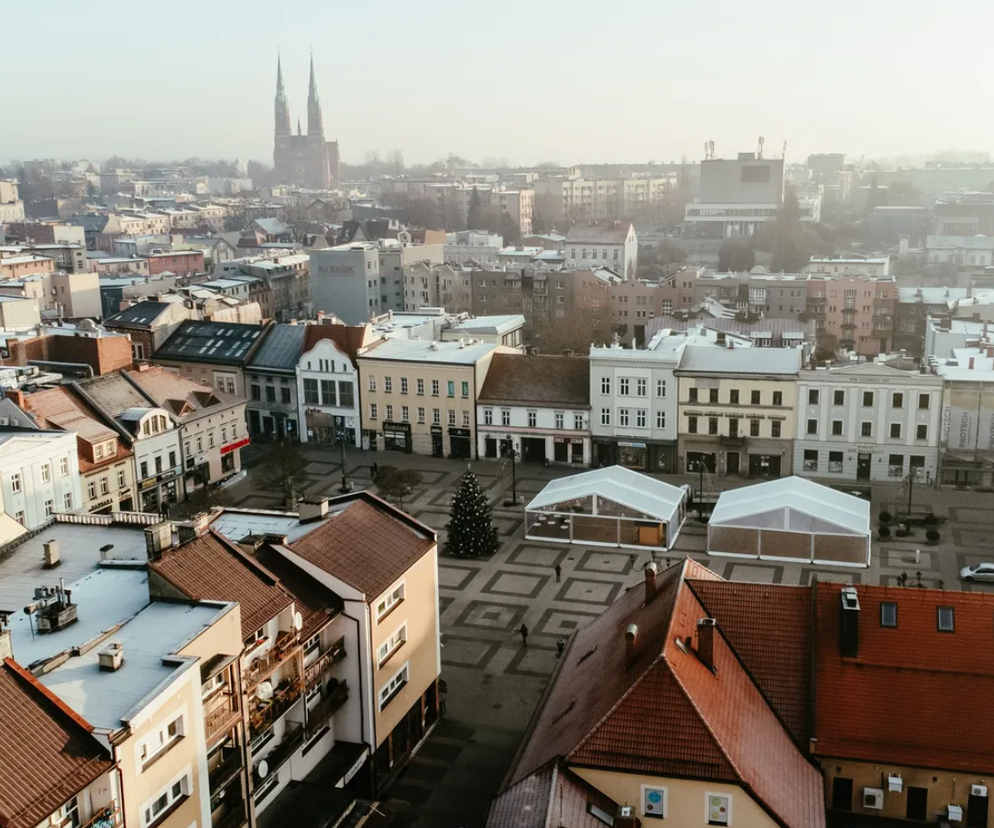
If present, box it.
[794,362,943,482]
[244,323,306,440]
[0,427,82,528]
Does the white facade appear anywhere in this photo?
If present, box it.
[476,403,590,466]
[310,244,381,325]
[296,338,361,445]
[565,226,638,279]
[120,407,185,512]
[794,363,943,483]
[0,431,81,528]
[925,234,994,267]
[445,231,503,267]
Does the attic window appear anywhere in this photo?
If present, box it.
[578,645,597,664]
[937,606,955,632]
[551,701,575,724]
[880,602,897,628]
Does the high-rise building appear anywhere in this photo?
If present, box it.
[273,53,341,190]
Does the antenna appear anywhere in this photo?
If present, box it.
[781,140,788,160]
[758,136,765,160]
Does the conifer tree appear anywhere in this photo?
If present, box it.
[445,471,499,558]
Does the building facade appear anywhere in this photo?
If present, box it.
[296,331,363,446]
[0,429,82,527]
[245,323,306,440]
[564,222,638,278]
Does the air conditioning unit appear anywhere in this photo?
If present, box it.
[948,804,964,822]
[972,785,988,798]
[863,788,884,810]
[887,774,903,793]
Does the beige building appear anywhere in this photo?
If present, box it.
[675,345,802,476]
[357,338,505,458]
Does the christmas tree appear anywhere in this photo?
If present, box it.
[445,471,499,558]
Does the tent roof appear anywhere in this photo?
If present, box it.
[709,477,870,537]
[525,465,685,521]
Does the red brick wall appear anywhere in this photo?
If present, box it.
[2,334,133,376]
[148,251,204,277]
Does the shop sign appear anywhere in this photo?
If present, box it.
[221,436,251,455]
[618,441,646,448]
[430,425,443,434]
[554,437,584,444]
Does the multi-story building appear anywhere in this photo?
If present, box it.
[244,323,306,439]
[310,243,381,325]
[675,345,802,476]
[146,250,205,277]
[402,262,472,311]
[440,315,525,350]
[794,363,943,482]
[0,427,81,528]
[357,338,502,458]
[476,352,590,465]
[104,299,191,361]
[238,254,312,322]
[0,253,55,279]
[564,222,638,278]
[0,179,25,222]
[894,287,970,356]
[805,271,897,356]
[532,174,677,223]
[0,323,133,375]
[804,256,891,279]
[925,234,994,267]
[608,270,700,346]
[444,230,503,267]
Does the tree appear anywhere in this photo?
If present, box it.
[255,442,310,509]
[500,213,521,245]
[373,466,423,512]
[655,241,686,265]
[718,239,755,272]
[467,186,483,230]
[445,471,499,558]
[768,186,813,273]
[888,180,921,206]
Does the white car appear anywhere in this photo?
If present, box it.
[960,563,994,582]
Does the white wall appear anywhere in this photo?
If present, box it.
[0,432,82,528]
[589,359,677,442]
[296,339,361,445]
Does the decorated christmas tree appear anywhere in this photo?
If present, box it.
[445,471,499,558]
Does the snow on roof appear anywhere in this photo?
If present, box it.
[526,465,685,520]
[710,477,870,536]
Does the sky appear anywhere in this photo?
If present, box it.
[3,0,993,168]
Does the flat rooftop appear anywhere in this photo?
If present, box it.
[39,600,231,730]
[207,506,344,544]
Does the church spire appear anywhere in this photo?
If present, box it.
[307,50,324,137]
[274,52,290,137]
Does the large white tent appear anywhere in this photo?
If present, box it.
[708,477,871,567]
[524,466,687,550]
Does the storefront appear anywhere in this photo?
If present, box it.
[448,427,472,459]
[552,437,585,464]
[139,468,182,512]
[595,439,676,473]
[305,411,359,446]
[430,425,444,457]
[383,421,413,453]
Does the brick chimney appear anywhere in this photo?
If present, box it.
[624,623,638,669]
[644,562,659,604]
[970,357,976,369]
[5,388,25,409]
[697,618,716,672]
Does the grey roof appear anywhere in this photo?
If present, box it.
[79,373,157,418]
[253,218,290,236]
[155,320,265,365]
[565,223,633,244]
[897,287,970,304]
[676,345,802,375]
[105,301,172,327]
[361,338,496,365]
[645,315,817,346]
[247,324,307,372]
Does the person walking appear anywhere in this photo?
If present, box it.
[371,461,379,480]
[556,639,565,659]
[554,563,562,583]
[519,624,529,647]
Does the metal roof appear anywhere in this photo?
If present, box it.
[156,320,264,364]
[525,465,685,521]
[677,344,802,375]
[247,323,306,372]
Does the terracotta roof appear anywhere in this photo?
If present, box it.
[814,582,994,773]
[478,353,590,407]
[486,761,618,828]
[122,366,243,421]
[508,560,824,828]
[288,496,435,599]
[148,531,293,639]
[0,660,114,828]
[253,546,343,641]
[302,323,380,365]
[688,580,811,745]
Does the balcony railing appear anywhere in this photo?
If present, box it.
[204,694,239,743]
[254,720,305,784]
[211,802,247,828]
[304,636,347,687]
[79,805,122,828]
[209,747,244,793]
[249,677,302,740]
[244,629,300,693]
[308,680,349,730]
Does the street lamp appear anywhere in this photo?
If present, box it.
[503,436,519,507]
[337,426,352,493]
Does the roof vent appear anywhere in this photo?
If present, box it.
[28,580,77,634]
[643,562,658,604]
[624,623,638,669]
[42,539,60,569]
[98,642,124,671]
[697,618,716,672]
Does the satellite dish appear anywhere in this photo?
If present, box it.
[294,611,303,631]
[256,759,269,779]
[257,681,274,702]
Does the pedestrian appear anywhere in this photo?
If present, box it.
[554,563,562,583]
[519,623,529,647]
[371,461,379,480]
[556,638,565,659]
[629,553,637,570]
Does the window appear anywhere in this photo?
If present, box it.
[573,413,583,430]
[892,392,904,408]
[484,408,493,425]
[636,409,646,428]
[501,409,510,426]
[448,409,456,426]
[60,456,69,476]
[44,499,53,517]
[655,410,665,429]
[772,391,783,406]
[708,417,719,435]
[688,415,698,433]
[807,419,818,435]
[601,408,611,426]
[862,391,874,407]
[369,403,378,420]
[803,449,818,472]
[618,408,630,427]
[208,432,215,449]
[100,477,109,495]
[918,393,930,409]
[916,424,928,440]
[888,453,904,476]
[14,510,24,525]
[432,408,440,424]
[937,606,955,632]
[834,390,845,406]
[619,378,630,396]
[41,463,50,482]
[749,418,760,437]
[417,407,425,424]
[368,376,376,391]
[400,377,408,394]
[709,388,719,404]
[139,714,185,768]
[447,380,455,398]
[688,387,698,403]
[829,450,843,473]
[636,379,647,397]
[808,389,819,405]
[656,379,666,398]
[383,376,393,394]
[751,390,761,405]
[401,405,409,422]
[385,404,394,421]
[251,384,261,401]
[281,386,292,404]
[196,435,203,452]
[888,423,901,439]
[707,792,732,826]
[601,376,611,395]
[771,420,781,438]
[377,623,407,667]
[377,582,405,621]
[526,410,537,428]
[729,389,739,404]
[378,662,409,710]
[459,381,469,399]
[880,602,897,628]
[10,473,20,493]
[554,412,564,429]
[142,774,190,827]
[861,422,872,437]
[416,378,425,395]
[832,420,843,436]
[118,470,126,488]
[303,379,319,405]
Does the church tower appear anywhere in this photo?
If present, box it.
[274,53,291,138]
[307,52,324,138]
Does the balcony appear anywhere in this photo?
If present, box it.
[204,693,240,744]
[79,805,122,828]
[211,801,247,828]
[244,629,300,693]
[304,637,347,688]
[209,746,244,793]
[254,720,305,785]
[249,677,303,740]
[308,679,349,730]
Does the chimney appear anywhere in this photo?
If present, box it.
[644,562,659,604]
[697,618,716,672]
[298,497,329,523]
[563,348,574,357]
[177,513,210,544]
[97,642,124,672]
[144,522,172,559]
[624,623,638,669]
[42,540,60,569]
[5,388,25,409]
[839,587,860,658]
[970,357,976,369]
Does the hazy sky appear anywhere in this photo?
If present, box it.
[3,0,992,167]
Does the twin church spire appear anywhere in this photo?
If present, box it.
[274,51,324,138]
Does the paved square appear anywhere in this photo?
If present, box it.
[575,549,633,574]
[455,601,527,631]
[441,635,502,670]
[440,565,478,590]
[555,577,621,605]
[481,571,547,599]
[506,544,566,569]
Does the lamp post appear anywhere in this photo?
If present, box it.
[337,426,351,493]
[503,436,518,507]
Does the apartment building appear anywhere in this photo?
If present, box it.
[0,178,25,222]
[244,323,306,439]
[794,363,943,482]
[564,222,638,278]
[0,428,81,528]
[147,250,205,277]
[532,174,676,223]
[444,230,503,267]
[238,254,312,322]
[104,300,191,361]
[310,243,382,325]
[805,272,897,356]
[675,345,802,476]
[934,343,994,487]
[357,338,503,457]
[804,256,891,279]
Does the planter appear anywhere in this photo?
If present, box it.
[878,526,891,539]
[926,529,940,544]
[879,511,892,524]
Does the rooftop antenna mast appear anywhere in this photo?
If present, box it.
[757,135,765,160]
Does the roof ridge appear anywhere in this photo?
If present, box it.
[206,528,291,594]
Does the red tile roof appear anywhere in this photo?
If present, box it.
[814,582,994,773]
[302,323,380,365]
[478,353,590,408]
[0,660,114,828]
[688,580,811,745]
[508,560,824,828]
[288,495,435,599]
[148,531,293,639]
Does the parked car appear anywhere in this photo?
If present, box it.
[960,563,994,582]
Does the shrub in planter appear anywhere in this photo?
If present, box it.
[924,514,938,525]
[926,528,940,543]
[878,525,891,539]
[879,511,892,524]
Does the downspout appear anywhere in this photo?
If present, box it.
[344,611,369,751]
